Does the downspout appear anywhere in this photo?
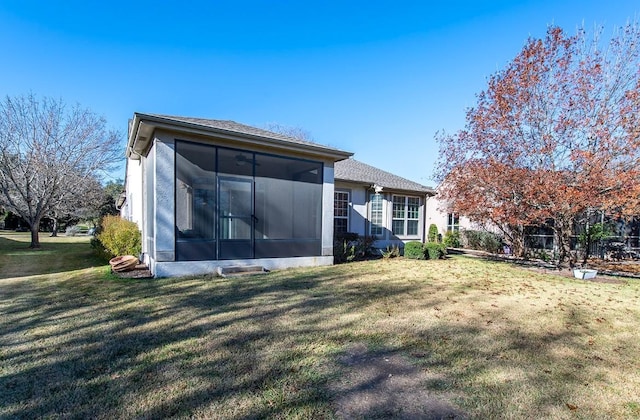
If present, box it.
[364,186,370,242]
[423,194,429,243]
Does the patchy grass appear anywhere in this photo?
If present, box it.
[1,231,640,418]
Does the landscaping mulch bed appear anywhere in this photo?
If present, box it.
[453,248,640,283]
[111,264,153,279]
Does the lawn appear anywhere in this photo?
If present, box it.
[1,231,639,419]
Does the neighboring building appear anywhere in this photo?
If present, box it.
[121,113,352,277]
[334,158,435,251]
[424,193,481,240]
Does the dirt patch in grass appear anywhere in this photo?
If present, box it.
[332,342,465,419]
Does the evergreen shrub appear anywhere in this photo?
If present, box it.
[428,224,439,242]
[425,242,447,260]
[404,241,425,259]
[95,215,141,258]
[443,230,461,248]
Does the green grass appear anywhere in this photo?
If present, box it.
[0,231,106,279]
[1,231,640,418]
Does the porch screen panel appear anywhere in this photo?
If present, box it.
[254,154,322,258]
[217,148,254,259]
[175,141,216,261]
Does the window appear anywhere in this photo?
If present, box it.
[447,213,460,232]
[370,193,384,236]
[392,195,420,237]
[334,191,350,234]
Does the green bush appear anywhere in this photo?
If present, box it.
[462,229,503,253]
[443,230,461,248]
[90,236,111,261]
[333,232,375,263]
[404,241,425,259]
[425,242,446,260]
[428,224,439,242]
[96,215,141,258]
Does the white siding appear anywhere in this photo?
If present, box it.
[121,158,143,228]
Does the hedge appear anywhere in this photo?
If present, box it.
[404,241,425,259]
[95,215,141,258]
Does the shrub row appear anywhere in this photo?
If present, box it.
[404,241,447,260]
[460,229,503,253]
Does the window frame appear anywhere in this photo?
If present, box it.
[447,213,460,232]
[392,195,421,238]
[369,192,385,237]
[334,190,350,235]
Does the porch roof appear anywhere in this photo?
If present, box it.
[126,113,353,161]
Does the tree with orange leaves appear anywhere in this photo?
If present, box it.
[435,23,640,265]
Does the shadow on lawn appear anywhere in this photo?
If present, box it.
[1,269,409,418]
[0,263,632,418]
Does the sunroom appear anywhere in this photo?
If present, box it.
[122,113,352,277]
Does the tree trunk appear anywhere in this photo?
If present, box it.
[581,230,592,266]
[504,223,525,257]
[50,217,58,237]
[554,216,576,268]
[29,224,41,248]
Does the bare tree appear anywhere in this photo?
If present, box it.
[47,175,106,237]
[0,94,121,248]
[263,123,315,142]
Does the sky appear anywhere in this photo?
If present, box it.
[1,0,639,186]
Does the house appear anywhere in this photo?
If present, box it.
[121,113,352,277]
[121,113,440,277]
[334,158,436,251]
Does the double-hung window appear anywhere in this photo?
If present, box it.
[334,191,350,234]
[370,193,384,236]
[392,195,420,236]
[447,213,460,232]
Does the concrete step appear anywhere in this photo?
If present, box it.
[216,265,269,277]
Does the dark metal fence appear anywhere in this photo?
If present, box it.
[524,234,640,259]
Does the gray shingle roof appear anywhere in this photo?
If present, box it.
[335,158,434,194]
[146,113,348,154]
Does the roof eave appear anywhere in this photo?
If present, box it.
[335,177,435,196]
[126,113,353,161]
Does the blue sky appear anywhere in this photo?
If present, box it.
[1,1,638,185]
